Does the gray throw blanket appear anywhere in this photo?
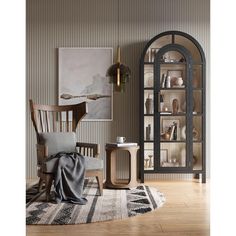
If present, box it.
[50,152,87,204]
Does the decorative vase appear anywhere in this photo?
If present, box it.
[166,75,171,88]
[148,155,153,168]
[172,98,179,114]
[145,95,153,114]
[176,77,183,86]
[160,94,164,111]
[146,124,151,140]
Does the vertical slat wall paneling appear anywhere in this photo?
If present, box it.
[26,0,210,179]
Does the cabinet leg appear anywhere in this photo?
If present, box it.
[202,173,206,183]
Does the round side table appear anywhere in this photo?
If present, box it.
[104,144,140,189]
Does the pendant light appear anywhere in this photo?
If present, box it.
[106,0,131,92]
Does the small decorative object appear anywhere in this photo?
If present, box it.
[145,94,153,114]
[173,122,177,140]
[144,157,150,169]
[165,75,171,88]
[160,94,164,111]
[161,132,170,140]
[161,74,166,88]
[164,106,169,112]
[172,98,179,114]
[193,155,198,165]
[146,124,151,141]
[176,77,183,86]
[148,155,153,168]
[181,125,186,140]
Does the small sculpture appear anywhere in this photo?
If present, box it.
[165,75,171,88]
[145,94,153,114]
[176,77,183,86]
[148,155,153,168]
[146,124,151,141]
[172,98,179,114]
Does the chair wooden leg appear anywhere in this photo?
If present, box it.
[45,175,53,201]
[38,178,44,192]
[96,172,103,196]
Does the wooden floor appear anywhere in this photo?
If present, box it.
[26,179,210,236]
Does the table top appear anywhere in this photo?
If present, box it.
[105,143,140,150]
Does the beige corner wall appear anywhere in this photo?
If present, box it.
[26,0,210,179]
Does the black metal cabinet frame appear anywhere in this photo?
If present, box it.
[139,31,206,183]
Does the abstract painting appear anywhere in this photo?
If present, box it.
[58,48,113,120]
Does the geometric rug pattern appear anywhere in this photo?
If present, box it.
[26,178,165,225]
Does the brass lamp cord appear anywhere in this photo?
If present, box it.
[116,0,120,87]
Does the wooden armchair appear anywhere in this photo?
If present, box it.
[29,99,103,201]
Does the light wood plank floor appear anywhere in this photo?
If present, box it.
[26,179,210,236]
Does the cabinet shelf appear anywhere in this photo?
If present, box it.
[160,88,186,90]
[160,112,186,116]
[144,87,154,90]
[160,140,186,143]
[160,62,187,65]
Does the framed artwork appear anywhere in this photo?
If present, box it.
[58,47,113,121]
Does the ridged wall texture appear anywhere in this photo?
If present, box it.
[26,0,210,179]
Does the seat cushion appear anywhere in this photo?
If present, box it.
[42,155,103,173]
[39,132,76,156]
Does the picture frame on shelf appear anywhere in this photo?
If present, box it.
[167,70,184,88]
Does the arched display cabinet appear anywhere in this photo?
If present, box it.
[139,31,206,183]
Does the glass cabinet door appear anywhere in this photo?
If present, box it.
[155,49,192,170]
[143,64,154,171]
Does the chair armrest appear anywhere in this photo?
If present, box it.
[76,142,100,158]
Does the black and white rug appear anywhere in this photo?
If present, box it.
[26,178,165,225]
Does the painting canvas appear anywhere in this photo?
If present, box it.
[58,48,113,121]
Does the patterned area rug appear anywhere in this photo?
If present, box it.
[26,178,165,225]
